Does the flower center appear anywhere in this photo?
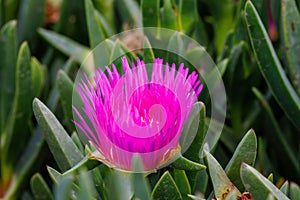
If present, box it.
[106,83,182,153]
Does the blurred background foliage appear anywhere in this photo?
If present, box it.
[0,0,299,199]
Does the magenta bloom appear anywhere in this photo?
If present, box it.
[73,57,202,171]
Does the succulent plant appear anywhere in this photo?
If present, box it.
[0,0,299,199]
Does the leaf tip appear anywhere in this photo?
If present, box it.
[241,162,249,169]
[32,97,40,107]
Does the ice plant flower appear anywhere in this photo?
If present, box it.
[73,57,203,171]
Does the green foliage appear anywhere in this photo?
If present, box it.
[0,20,17,131]
[245,1,300,129]
[38,28,91,64]
[225,129,257,191]
[30,173,53,200]
[33,98,83,172]
[17,0,46,47]
[141,0,160,28]
[132,155,151,200]
[0,0,299,199]
[171,156,206,171]
[56,70,74,131]
[281,0,300,93]
[152,171,182,200]
[85,0,105,48]
[240,163,289,199]
[205,151,241,199]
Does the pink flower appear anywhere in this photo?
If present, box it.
[267,0,278,41]
[73,57,202,171]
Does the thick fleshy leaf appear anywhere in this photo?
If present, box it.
[90,38,114,73]
[91,0,115,31]
[76,170,97,200]
[53,175,73,200]
[33,98,83,172]
[161,0,177,30]
[189,168,208,195]
[178,0,195,32]
[280,181,289,195]
[91,167,107,200]
[30,173,53,200]
[62,153,100,176]
[47,166,63,183]
[182,102,206,161]
[181,108,203,158]
[217,59,229,77]
[143,36,155,63]
[85,0,105,48]
[2,42,33,180]
[152,171,182,200]
[233,4,249,43]
[132,155,151,200]
[205,152,241,199]
[167,31,184,66]
[47,58,76,111]
[171,156,206,171]
[56,70,74,131]
[240,163,289,200]
[173,170,191,200]
[225,129,257,191]
[0,20,17,133]
[105,171,133,200]
[30,57,44,98]
[109,40,125,64]
[248,0,268,26]
[281,0,300,93]
[185,47,213,102]
[71,132,84,154]
[290,182,300,200]
[94,10,114,37]
[2,0,19,21]
[245,1,300,129]
[141,0,160,27]
[38,28,91,64]
[252,87,299,174]
[17,0,46,45]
